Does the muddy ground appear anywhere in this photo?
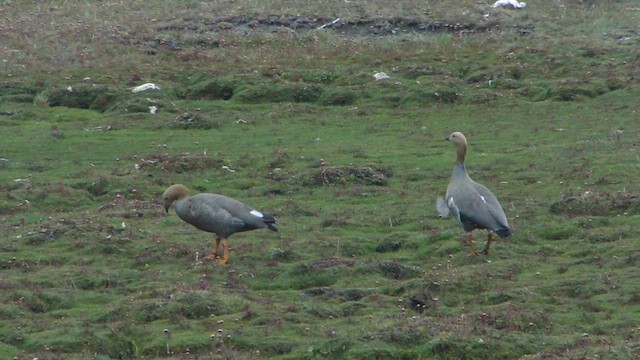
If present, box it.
[147,15,532,50]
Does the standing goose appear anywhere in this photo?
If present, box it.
[163,184,278,264]
[437,132,511,255]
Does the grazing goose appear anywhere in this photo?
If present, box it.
[163,184,278,264]
[437,132,511,255]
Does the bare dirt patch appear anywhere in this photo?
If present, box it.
[141,15,529,51]
[157,15,494,36]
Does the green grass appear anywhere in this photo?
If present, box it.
[2,1,640,359]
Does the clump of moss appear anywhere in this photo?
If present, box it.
[318,88,358,105]
[136,152,223,173]
[171,112,221,129]
[306,165,392,186]
[402,85,462,104]
[44,85,123,112]
[179,77,238,100]
[584,227,628,243]
[527,79,611,102]
[109,97,157,113]
[0,94,35,103]
[0,82,39,97]
[378,261,418,280]
[537,223,576,240]
[550,190,640,216]
[400,64,442,79]
[234,82,324,103]
[375,239,402,253]
[283,70,341,84]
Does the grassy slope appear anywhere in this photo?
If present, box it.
[1,1,640,359]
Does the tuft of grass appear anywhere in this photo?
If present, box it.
[318,88,359,106]
[234,82,325,103]
[550,189,640,216]
[44,85,125,112]
[178,77,239,101]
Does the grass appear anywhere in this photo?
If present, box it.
[2,0,640,359]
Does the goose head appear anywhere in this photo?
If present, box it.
[163,184,190,213]
[446,132,468,163]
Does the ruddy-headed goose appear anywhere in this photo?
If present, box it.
[437,132,511,255]
[163,184,278,264]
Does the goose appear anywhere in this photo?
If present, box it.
[437,132,511,255]
[163,184,278,264]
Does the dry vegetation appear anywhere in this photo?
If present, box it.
[1,1,640,359]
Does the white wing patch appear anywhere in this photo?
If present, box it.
[480,195,487,204]
[250,209,264,218]
[447,197,462,223]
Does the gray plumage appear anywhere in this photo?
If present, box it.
[163,184,277,263]
[438,132,511,255]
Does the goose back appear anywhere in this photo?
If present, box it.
[446,161,511,237]
[175,193,272,238]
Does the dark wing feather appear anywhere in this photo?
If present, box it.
[182,195,245,236]
[448,181,510,235]
[198,194,277,233]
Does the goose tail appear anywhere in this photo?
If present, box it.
[262,213,279,232]
[436,197,450,218]
[495,227,512,238]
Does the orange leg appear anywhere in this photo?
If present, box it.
[216,240,230,265]
[203,237,221,260]
[465,233,478,257]
[480,232,494,255]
